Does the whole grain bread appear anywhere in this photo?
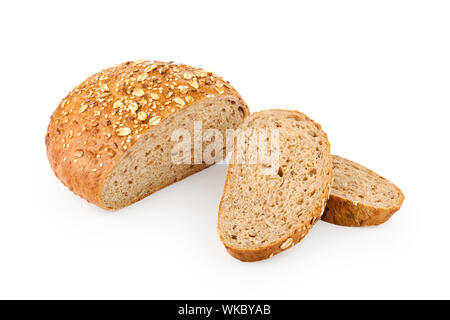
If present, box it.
[46,60,249,209]
[217,110,333,262]
[322,155,404,226]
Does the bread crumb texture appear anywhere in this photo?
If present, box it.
[218,110,332,262]
[46,60,248,209]
[322,155,404,226]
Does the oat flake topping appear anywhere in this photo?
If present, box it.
[46,60,235,177]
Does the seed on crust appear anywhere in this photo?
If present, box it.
[79,104,88,113]
[183,72,193,80]
[133,89,145,97]
[173,97,185,106]
[280,238,294,250]
[194,70,207,78]
[116,127,131,136]
[128,102,139,112]
[74,150,84,158]
[185,95,194,104]
[189,81,199,89]
[178,86,188,94]
[113,100,123,109]
[148,116,161,126]
[144,64,157,73]
[137,73,148,82]
[137,111,147,121]
[215,81,224,94]
[150,93,160,100]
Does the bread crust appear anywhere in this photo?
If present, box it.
[322,156,405,227]
[217,110,333,262]
[322,193,403,227]
[46,60,248,209]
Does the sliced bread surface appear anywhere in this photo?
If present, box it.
[218,110,332,262]
[322,155,404,226]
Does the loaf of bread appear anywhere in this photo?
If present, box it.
[217,110,333,262]
[322,155,404,226]
[46,60,249,209]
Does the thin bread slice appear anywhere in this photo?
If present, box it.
[322,155,404,227]
[217,110,332,262]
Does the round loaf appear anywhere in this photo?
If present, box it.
[46,60,249,209]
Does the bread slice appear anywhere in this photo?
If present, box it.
[322,155,404,226]
[217,110,332,262]
[46,60,249,209]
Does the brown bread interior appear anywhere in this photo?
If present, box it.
[219,110,332,252]
[102,96,247,209]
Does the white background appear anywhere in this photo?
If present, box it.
[1,0,449,299]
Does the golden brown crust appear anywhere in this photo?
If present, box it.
[217,110,333,262]
[322,188,404,227]
[46,60,248,209]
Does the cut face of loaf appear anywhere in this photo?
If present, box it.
[218,110,333,262]
[322,155,404,226]
[101,96,247,209]
[46,60,249,209]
